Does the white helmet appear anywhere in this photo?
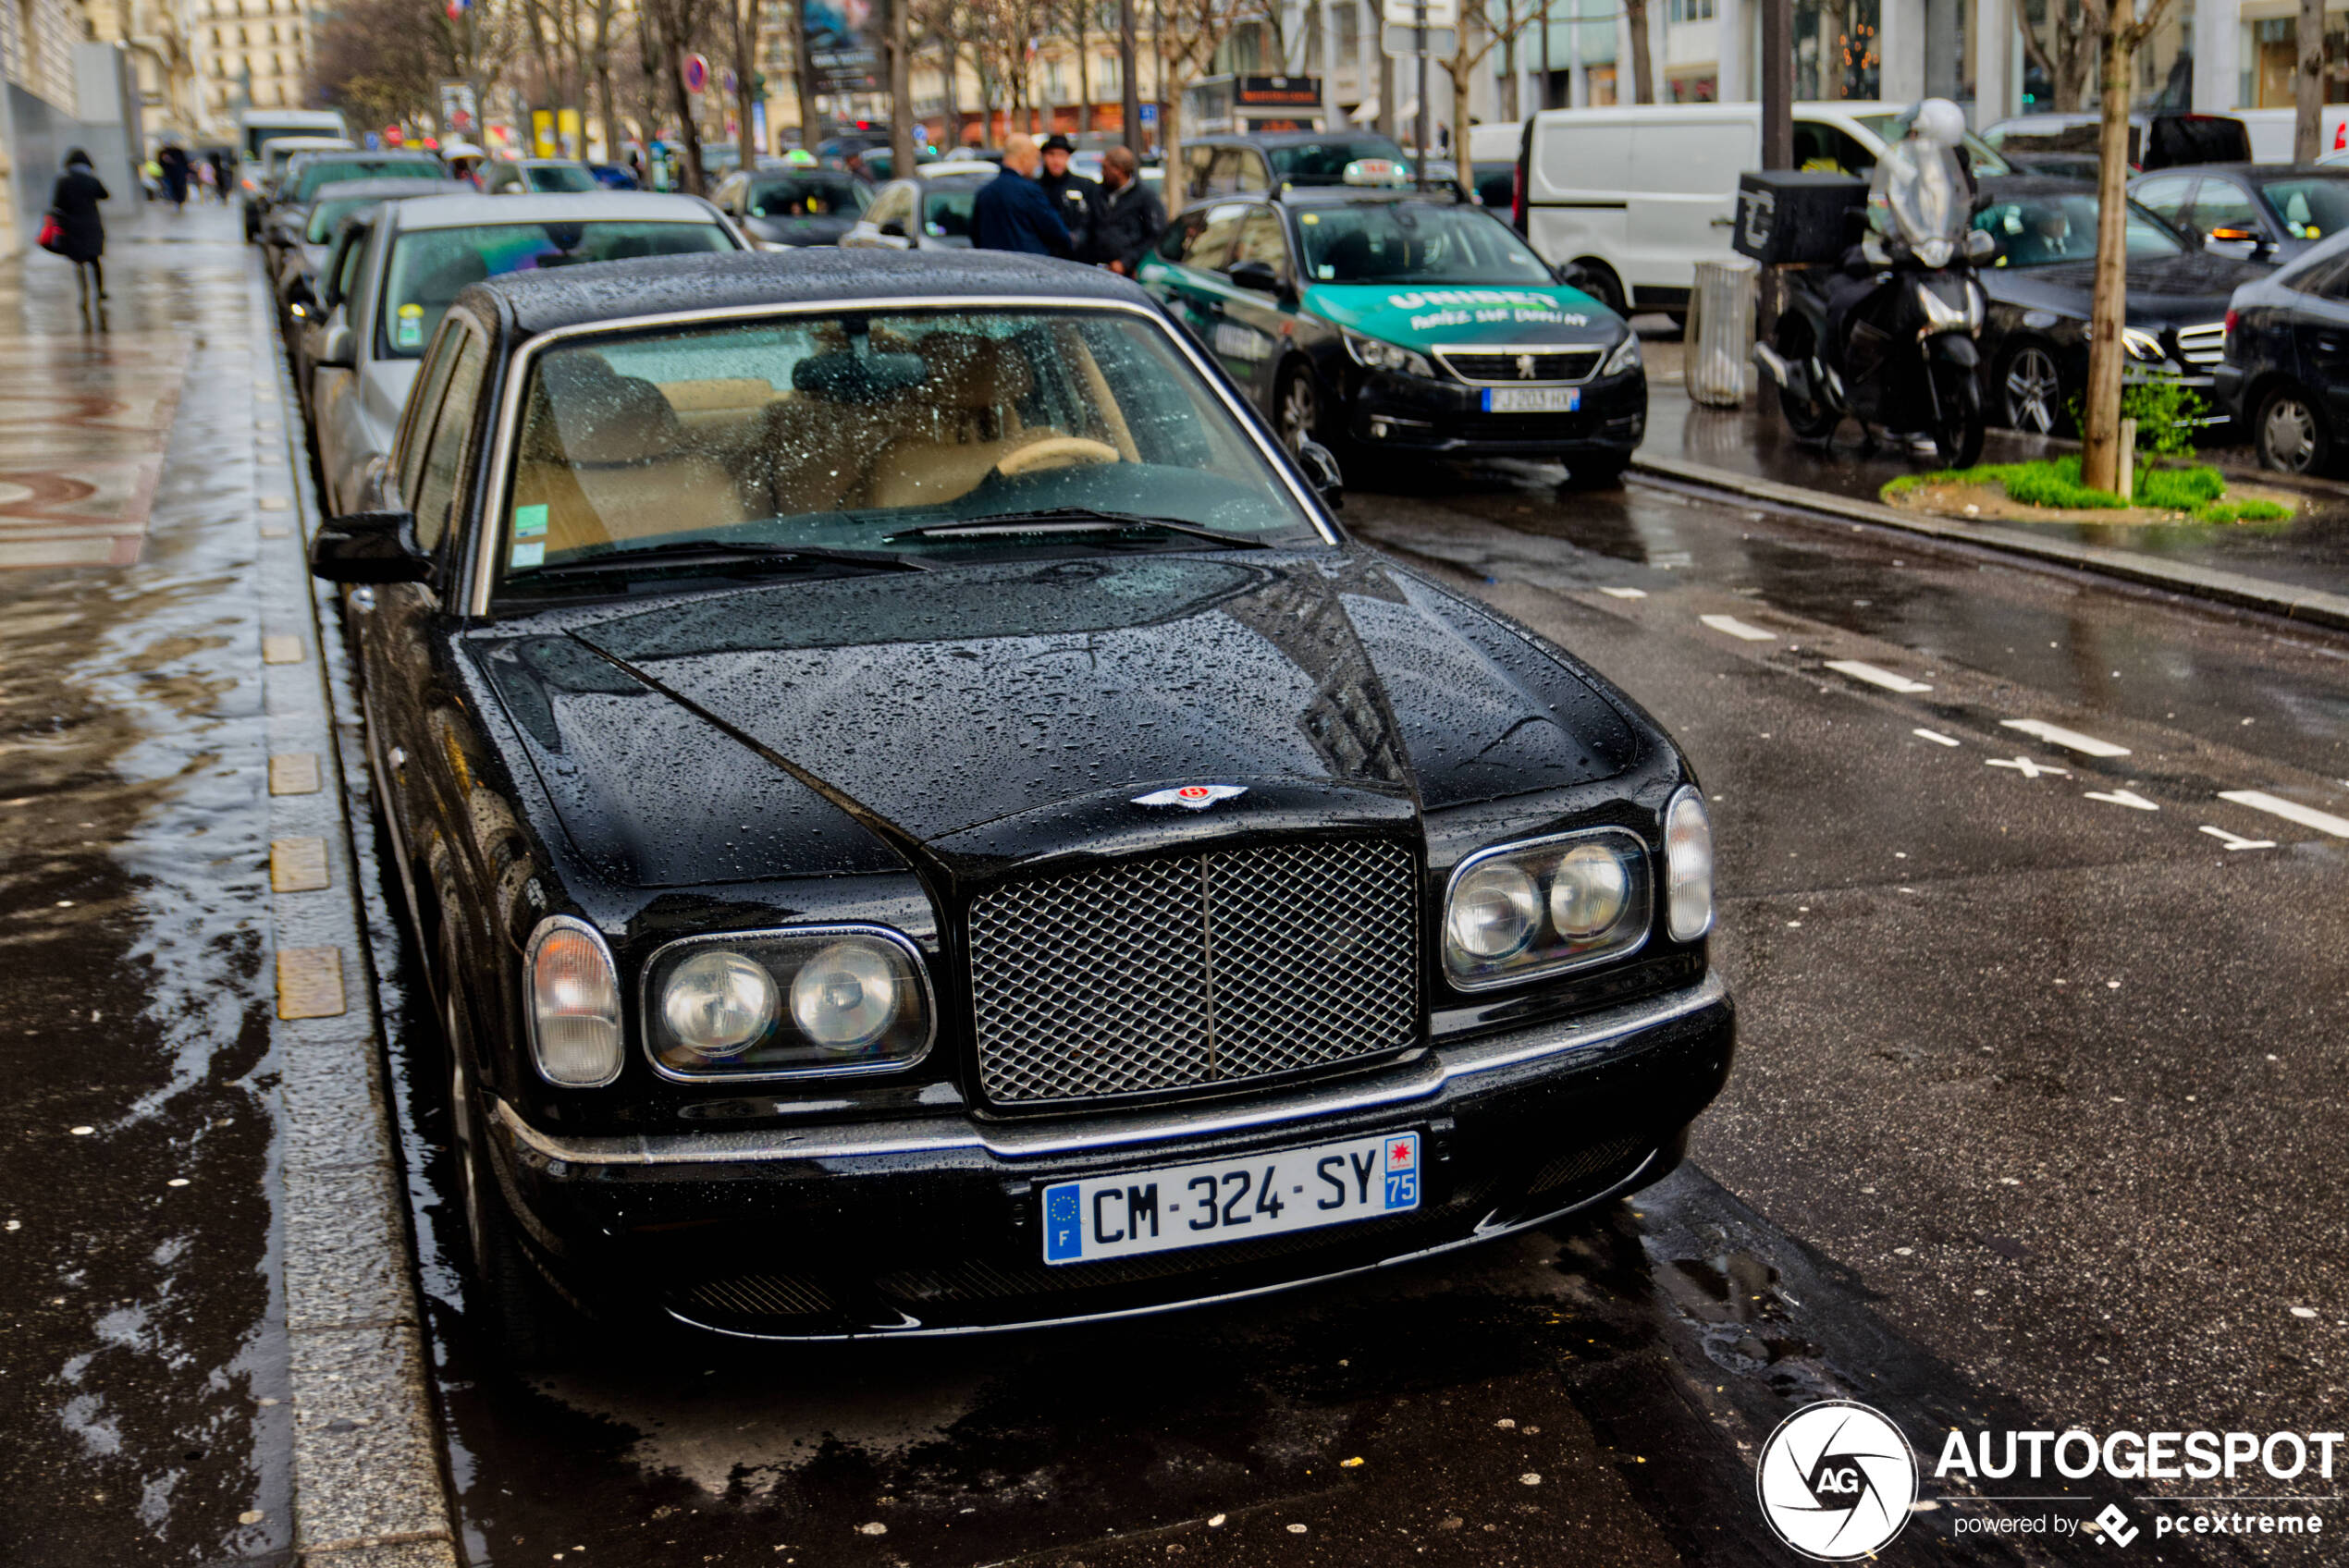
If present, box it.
[1912,98,1967,150]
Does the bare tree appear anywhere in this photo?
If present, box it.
[2082,0,2182,491]
[1443,0,1538,150]
[644,0,721,190]
[1152,0,1254,190]
[2296,0,2324,164]
[1624,0,1653,103]
[2017,0,2097,114]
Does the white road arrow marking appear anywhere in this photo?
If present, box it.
[1825,660,1933,693]
[2216,790,2349,839]
[1599,586,1647,599]
[2083,789,2159,811]
[1986,756,2069,778]
[1699,613,1777,642]
[2198,825,2276,851]
[1999,719,2131,757]
[1912,728,1961,747]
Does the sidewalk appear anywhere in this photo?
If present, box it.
[1630,377,2349,628]
[0,200,449,1566]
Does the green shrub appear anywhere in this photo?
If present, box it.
[2062,378,2210,459]
[1882,456,2287,524]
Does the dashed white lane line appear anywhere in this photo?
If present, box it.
[2083,789,2160,812]
[2000,719,2132,758]
[2217,790,2349,839]
[1699,613,1777,642]
[1986,756,2069,778]
[1825,659,1933,694]
[1912,728,1962,747]
[2200,825,2277,851]
[1599,586,1648,599]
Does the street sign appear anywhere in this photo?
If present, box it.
[437,80,477,137]
[1381,0,1457,28]
[683,53,709,94]
[1139,103,1158,124]
[1383,22,1456,55]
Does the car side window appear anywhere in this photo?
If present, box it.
[1183,145,1215,201]
[2189,180,2265,239]
[394,326,466,508]
[1182,203,1248,271]
[1215,148,1267,194]
[409,329,490,552]
[2134,175,2197,232]
[1233,207,1291,285]
[1792,119,1874,177]
[326,223,369,309]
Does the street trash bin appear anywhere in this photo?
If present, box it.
[1688,256,1759,408]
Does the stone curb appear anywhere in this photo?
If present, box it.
[1628,450,2349,636]
[253,271,461,1568]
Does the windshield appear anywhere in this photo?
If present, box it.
[248,126,343,160]
[1869,141,1967,249]
[1851,115,2013,177]
[525,164,601,192]
[1296,203,1556,285]
[923,189,979,239]
[498,308,1320,591]
[748,176,869,218]
[290,159,442,204]
[2259,177,2349,240]
[381,220,735,357]
[1971,192,2186,266]
[1266,136,1409,184]
[308,193,400,244]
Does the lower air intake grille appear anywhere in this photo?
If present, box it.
[967,839,1419,1104]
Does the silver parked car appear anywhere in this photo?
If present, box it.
[301,191,744,516]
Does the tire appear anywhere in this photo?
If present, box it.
[2255,383,2331,474]
[1930,359,1986,470]
[441,949,566,1366]
[1772,322,1839,446]
[1273,361,1325,457]
[1997,341,2067,435]
[1573,261,1628,318]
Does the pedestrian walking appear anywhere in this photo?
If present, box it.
[1035,134,1099,260]
[157,143,191,209]
[49,149,108,311]
[1091,146,1165,277]
[968,134,1072,258]
[208,150,231,202]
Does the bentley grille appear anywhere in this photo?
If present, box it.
[1438,348,1604,385]
[967,839,1420,1104]
[2176,323,2226,368]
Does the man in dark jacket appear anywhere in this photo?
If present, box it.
[969,135,1072,257]
[1034,134,1099,259]
[1092,145,1165,276]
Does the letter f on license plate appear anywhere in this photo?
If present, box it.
[1041,1132,1420,1265]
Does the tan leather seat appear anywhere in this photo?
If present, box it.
[864,336,1054,510]
[510,353,749,555]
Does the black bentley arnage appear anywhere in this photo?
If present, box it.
[309,249,1733,1354]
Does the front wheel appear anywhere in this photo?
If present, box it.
[1997,342,2067,435]
[1929,358,1986,470]
[1274,362,1325,456]
[2255,384,2331,474]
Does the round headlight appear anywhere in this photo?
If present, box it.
[1549,841,1630,938]
[791,940,899,1053]
[659,950,778,1060]
[1446,861,1541,962]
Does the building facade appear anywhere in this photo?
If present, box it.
[196,0,310,129]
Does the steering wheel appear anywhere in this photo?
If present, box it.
[994,436,1121,479]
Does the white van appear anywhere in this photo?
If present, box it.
[1517,101,2010,317]
[2229,106,2349,162]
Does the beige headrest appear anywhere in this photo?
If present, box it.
[520,351,683,466]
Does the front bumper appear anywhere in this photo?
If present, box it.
[486,974,1734,1339]
[1345,365,1647,459]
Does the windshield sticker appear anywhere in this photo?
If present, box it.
[1299,213,1321,224]
[509,540,546,570]
[511,503,548,540]
[395,303,425,347]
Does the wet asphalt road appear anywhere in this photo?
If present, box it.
[367,459,2349,1565]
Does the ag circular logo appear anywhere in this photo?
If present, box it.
[1755,1400,1918,1561]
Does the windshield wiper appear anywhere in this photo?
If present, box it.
[521,539,928,578]
[881,508,1269,549]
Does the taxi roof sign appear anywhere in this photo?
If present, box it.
[1342,158,1408,187]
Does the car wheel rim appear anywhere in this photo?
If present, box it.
[2265,398,2318,470]
[2004,349,2060,434]
[449,1020,489,1266]
[1279,377,1315,452]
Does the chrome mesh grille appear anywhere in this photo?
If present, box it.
[2177,323,2226,366]
[1439,348,1604,385]
[967,839,1419,1104]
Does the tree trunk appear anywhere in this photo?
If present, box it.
[2297,0,2325,163]
[795,0,822,149]
[1625,0,1653,104]
[2081,2,2136,493]
[1076,0,1092,134]
[889,0,916,169]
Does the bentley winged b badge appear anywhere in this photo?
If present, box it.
[1132,784,1248,811]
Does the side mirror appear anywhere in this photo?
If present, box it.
[1963,227,1998,262]
[1227,258,1283,293]
[314,321,354,370]
[1295,438,1344,510]
[310,510,431,583]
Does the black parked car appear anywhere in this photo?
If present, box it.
[1981,112,2252,179]
[2130,164,2349,266]
[2213,234,2349,472]
[1970,176,2268,435]
[308,250,1732,1354]
[709,166,871,247]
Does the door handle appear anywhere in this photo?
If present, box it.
[1709,215,1736,227]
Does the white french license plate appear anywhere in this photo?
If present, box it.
[1483,386,1580,413]
[1041,1132,1420,1266]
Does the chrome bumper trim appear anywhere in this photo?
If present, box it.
[491,973,1727,1170]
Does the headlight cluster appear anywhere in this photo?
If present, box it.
[2121,326,2169,363]
[1442,828,1652,988]
[1663,787,1716,941]
[642,926,931,1079]
[1601,332,1642,377]
[1343,327,1436,378]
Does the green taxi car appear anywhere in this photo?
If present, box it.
[1138,186,1645,484]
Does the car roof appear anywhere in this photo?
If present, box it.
[464,249,1151,338]
[2148,162,2349,178]
[515,157,586,166]
[378,191,727,231]
[311,177,474,202]
[1273,185,1473,208]
[1980,174,2100,196]
[1188,130,1402,146]
[911,168,995,185]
